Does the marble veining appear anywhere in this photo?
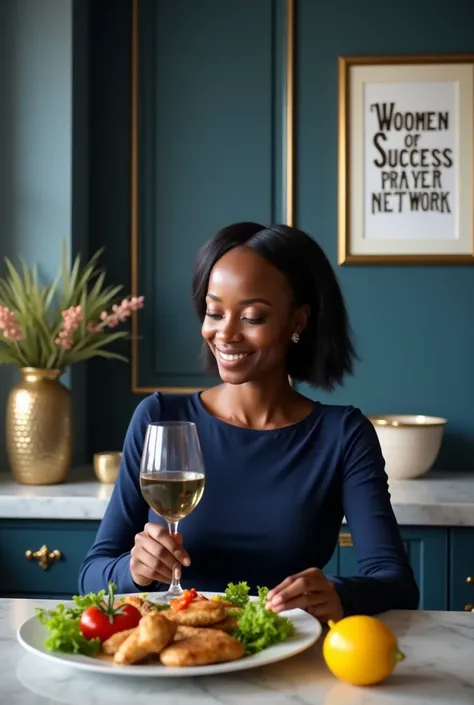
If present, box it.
[1,598,473,704]
[1,466,474,525]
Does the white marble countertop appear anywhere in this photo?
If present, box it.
[1,466,474,526]
[2,598,473,704]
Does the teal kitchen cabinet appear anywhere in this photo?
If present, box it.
[0,519,100,599]
[449,528,474,612]
[1,519,471,611]
[335,527,449,610]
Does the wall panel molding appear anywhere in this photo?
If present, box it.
[130,0,295,393]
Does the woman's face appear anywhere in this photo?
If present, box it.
[201,247,307,385]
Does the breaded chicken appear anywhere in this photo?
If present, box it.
[113,613,177,665]
[213,598,238,608]
[122,595,157,616]
[174,625,212,641]
[209,614,239,633]
[102,628,136,655]
[160,630,245,667]
[113,630,150,665]
[138,612,177,650]
[164,600,226,626]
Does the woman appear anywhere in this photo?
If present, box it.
[80,222,419,622]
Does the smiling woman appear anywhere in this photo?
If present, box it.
[192,222,355,393]
[79,222,420,623]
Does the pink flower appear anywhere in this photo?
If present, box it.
[88,296,144,333]
[0,306,23,341]
[55,305,84,350]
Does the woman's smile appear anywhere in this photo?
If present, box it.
[214,347,255,369]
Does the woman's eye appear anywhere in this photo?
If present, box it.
[244,317,265,325]
[205,312,222,319]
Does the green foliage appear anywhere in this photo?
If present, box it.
[0,243,142,371]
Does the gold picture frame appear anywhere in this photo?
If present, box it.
[338,54,474,265]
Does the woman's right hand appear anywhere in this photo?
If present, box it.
[130,522,191,587]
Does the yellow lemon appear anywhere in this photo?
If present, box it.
[322,615,405,686]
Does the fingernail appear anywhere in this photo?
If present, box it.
[271,595,282,605]
[182,557,191,567]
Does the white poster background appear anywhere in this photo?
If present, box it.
[348,63,473,255]
[364,81,456,240]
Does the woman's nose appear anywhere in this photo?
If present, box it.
[216,317,242,342]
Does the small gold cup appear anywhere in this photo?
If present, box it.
[93,452,122,484]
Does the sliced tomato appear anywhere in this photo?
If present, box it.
[170,588,198,611]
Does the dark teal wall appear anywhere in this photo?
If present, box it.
[87,0,474,470]
[294,0,474,470]
[0,0,91,469]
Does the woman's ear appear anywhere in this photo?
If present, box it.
[293,304,310,336]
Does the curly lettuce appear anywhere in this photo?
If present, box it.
[231,586,295,655]
[35,588,108,655]
[223,581,251,607]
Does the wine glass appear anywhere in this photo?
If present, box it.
[139,421,205,603]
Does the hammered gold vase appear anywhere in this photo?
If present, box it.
[6,367,73,485]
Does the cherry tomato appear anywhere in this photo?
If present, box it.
[79,603,141,641]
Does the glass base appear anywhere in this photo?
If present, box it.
[147,586,184,604]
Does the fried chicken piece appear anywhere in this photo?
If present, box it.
[174,625,231,641]
[210,614,239,633]
[160,630,245,667]
[113,630,150,665]
[113,613,177,665]
[213,598,237,608]
[122,595,157,616]
[174,625,211,641]
[164,600,226,626]
[102,628,136,655]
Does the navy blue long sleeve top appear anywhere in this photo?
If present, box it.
[79,392,419,616]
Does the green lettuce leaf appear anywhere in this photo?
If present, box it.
[223,581,250,607]
[231,586,295,655]
[35,587,109,655]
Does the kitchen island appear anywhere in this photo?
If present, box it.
[1,597,473,704]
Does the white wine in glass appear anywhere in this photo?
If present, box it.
[139,421,205,602]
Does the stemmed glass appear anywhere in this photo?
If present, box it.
[139,421,205,603]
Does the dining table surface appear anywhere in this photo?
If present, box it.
[2,597,473,705]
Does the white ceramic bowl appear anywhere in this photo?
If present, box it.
[368,414,447,480]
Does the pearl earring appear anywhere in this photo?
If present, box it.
[291,332,300,344]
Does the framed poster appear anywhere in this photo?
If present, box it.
[338,55,474,264]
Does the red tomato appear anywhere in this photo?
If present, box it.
[79,603,141,641]
[170,588,198,612]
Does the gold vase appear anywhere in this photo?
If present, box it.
[6,367,73,485]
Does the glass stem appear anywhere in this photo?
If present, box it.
[167,521,183,597]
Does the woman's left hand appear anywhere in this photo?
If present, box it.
[266,567,344,623]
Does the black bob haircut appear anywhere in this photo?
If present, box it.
[192,222,357,390]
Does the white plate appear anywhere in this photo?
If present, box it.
[17,591,322,677]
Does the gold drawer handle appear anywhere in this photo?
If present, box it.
[25,544,62,570]
[464,577,474,611]
[339,532,353,547]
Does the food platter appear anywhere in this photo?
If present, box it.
[17,591,322,678]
